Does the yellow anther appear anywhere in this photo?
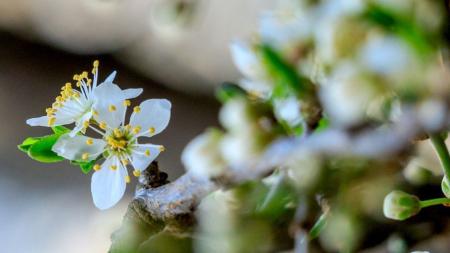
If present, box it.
[56,96,64,102]
[86,138,94,145]
[125,124,131,131]
[144,149,151,157]
[46,108,55,117]
[123,100,131,107]
[121,159,129,166]
[125,175,131,183]
[132,126,141,134]
[99,122,107,130]
[159,146,165,152]
[93,60,99,68]
[248,90,262,99]
[86,79,92,86]
[92,110,99,116]
[109,105,117,112]
[65,82,72,89]
[81,71,88,78]
[110,165,117,171]
[133,106,141,113]
[48,117,56,126]
[149,127,155,134]
[83,120,89,128]
[62,90,71,97]
[73,74,79,81]
[113,128,123,138]
[93,164,101,171]
[82,153,89,160]
[133,170,141,177]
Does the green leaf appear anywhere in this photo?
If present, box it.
[254,178,297,219]
[364,5,433,56]
[315,117,330,133]
[27,134,64,163]
[309,213,328,240]
[71,159,96,174]
[52,126,71,135]
[216,82,247,103]
[258,45,308,97]
[18,137,41,153]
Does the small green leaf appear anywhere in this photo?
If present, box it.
[72,159,96,174]
[309,213,328,240]
[52,126,71,135]
[27,134,64,163]
[18,137,41,153]
[216,82,247,103]
[255,178,297,219]
[315,117,330,133]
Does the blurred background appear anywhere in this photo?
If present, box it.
[0,0,278,252]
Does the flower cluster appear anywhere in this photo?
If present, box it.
[22,61,171,209]
[181,0,450,252]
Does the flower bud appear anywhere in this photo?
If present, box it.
[383,191,421,221]
[441,176,450,198]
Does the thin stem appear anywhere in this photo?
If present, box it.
[420,197,450,208]
[429,133,450,179]
[88,124,105,136]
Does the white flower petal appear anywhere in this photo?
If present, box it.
[52,134,106,161]
[130,99,171,137]
[123,88,143,99]
[92,82,127,128]
[230,41,264,80]
[69,111,93,137]
[239,79,272,98]
[259,7,311,52]
[273,96,302,126]
[104,71,117,83]
[26,116,51,127]
[181,130,226,179]
[26,115,73,127]
[360,36,413,75]
[27,95,90,127]
[130,144,162,171]
[91,157,127,210]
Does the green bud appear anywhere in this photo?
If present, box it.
[441,176,450,198]
[383,191,421,221]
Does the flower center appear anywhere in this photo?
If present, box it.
[105,127,134,155]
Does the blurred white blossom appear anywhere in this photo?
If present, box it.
[182,129,226,180]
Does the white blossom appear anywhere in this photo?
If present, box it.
[218,99,268,168]
[26,61,142,137]
[229,41,272,98]
[182,129,226,180]
[52,98,171,210]
[359,35,414,76]
[320,64,379,127]
[273,96,302,127]
[259,0,314,54]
